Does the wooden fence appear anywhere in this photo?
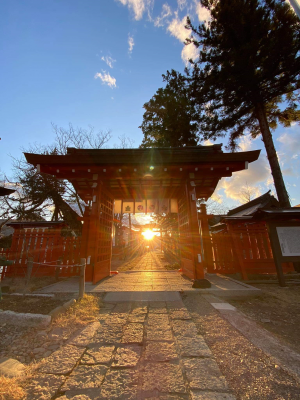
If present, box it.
[1,227,81,280]
[210,221,294,278]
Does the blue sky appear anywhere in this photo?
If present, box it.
[1,0,299,208]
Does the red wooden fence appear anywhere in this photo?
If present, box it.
[1,227,81,280]
[210,221,294,278]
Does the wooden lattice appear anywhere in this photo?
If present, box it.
[1,228,81,279]
[211,221,294,276]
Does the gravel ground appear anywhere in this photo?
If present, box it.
[183,293,300,400]
[228,283,300,355]
[0,293,75,364]
[0,295,65,314]
[0,294,101,365]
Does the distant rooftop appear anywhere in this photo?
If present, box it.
[227,191,279,217]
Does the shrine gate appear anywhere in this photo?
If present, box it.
[25,146,259,284]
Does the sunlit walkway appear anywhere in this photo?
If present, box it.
[35,249,260,295]
[122,251,169,271]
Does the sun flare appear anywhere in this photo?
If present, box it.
[142,229,155,241]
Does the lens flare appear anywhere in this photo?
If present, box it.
[142,229,155,241]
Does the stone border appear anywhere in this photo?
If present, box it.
[49,299,77,320]
[6,293,55,298]
[0,310,51,327]
[0,298,77,327]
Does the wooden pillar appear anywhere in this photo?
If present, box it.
[80,186,101,281]
[187,185,205,280]
[198,204,214,273]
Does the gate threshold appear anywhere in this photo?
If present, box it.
[104,291,182,302]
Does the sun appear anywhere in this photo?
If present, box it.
[142,229,155,241]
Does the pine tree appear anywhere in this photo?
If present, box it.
[179,0,300,207]
[140,71,199,148]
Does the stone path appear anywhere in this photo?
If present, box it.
[34,250,260,296]
[36,271,260,296]
[126,252,167,271]
[25,300,236,400]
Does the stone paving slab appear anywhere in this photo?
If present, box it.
[190,392,236,400]
[25,374,65,400]
[112,345,142,367]
[121,323,144,344]
[147,314,170,326]
[99,314,128,325]
[128,313,146,322]
[146,325,173,341]
[39,345,85,375]
[145,395,189,400]
[68,322,100,347]
[99,368,138,399]
[176,337,212,358]
[211,303,236,311]
[141,362,186,394]
[183,358,228,391]
[58,394,93,400]
[144,341,178,361]
[171,320,199,339]
[148,307,168,314]
[60,388,103,399]
[169,310,191,320]
[104,292,181,302]
[81,344,115,365]
[131,305,148,313]
[62,365,108,391]
[94,324,124,344]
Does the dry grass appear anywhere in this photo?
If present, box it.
[53,294,101,328]
[0,362,41,400]
[0,376,26,400]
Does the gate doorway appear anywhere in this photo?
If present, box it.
[25,146,259,283]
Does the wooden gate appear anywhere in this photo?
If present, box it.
[178,187,194,279]
[93,188,114,284]
[178,184,205,280]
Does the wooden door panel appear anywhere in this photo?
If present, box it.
[93,188,114,284]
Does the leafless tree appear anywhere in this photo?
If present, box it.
[2,123,112,231]
[114,134,135,149]
[238,182,259,204]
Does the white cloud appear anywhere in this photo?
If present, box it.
[154,3,173,27]
[101,56,116,69]
[177,0,187,11]
[181,43,198,65]
[128,35,135,54]
[277,132,300,155]
[217,155,271,203]
[116,0,153,20]
[282,167,296,177]
[94,71,117,88]
[215,135,273,203]
[167,13,198,64]
[238,135,253,152]
[194,0,211,22]
[202,139,214,146]
[167,14,189,42]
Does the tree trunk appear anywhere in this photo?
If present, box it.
[255,102,291,208]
